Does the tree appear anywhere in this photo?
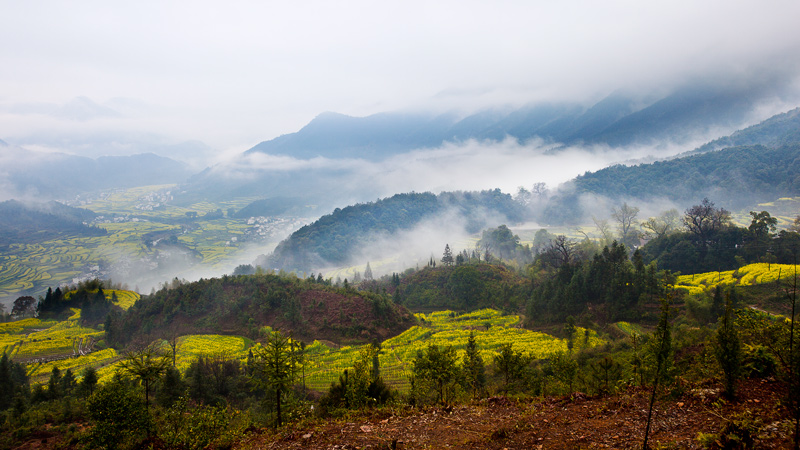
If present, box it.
[641,209,680,240]
[643,294,673,450]
[549,350,577,393]
[611,202,640,247]
[477,225,521,261]
[543,235,577,268]
[11,296,36,318]
[85,377,150,450]
[564,316,577,353]
[592,216,614,247]
[47,366,62,400]
[683,198,731,252]
[60,368,77,397]
[494,343,527,393]
[715,291,742,398]
[532,182,548,198]
[79,366,98,398]
[514,186,532,205]
[441,244,454,267]
[251,331,296,428]
[157,366,184,408]
[364,262,374,281]
[119,344,172,411]
[413,344,460,405]
[748,210,777,238]
[463,332,486,399]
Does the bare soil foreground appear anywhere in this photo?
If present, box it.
[238,379,794,449]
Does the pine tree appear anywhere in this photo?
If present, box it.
[364,262,373,281]
[441,244,454,267]
[463,332,486,399]
[79,366,98,398]
[47,367,62,400]
[716,292,742,398]
[251,331,296,428]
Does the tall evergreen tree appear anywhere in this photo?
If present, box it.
[716,292,742,398]
[441,244,454,267]
[364,262,374,281]
[251,331,296,428]
[463,332,486,399]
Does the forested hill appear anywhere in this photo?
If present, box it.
[0,200,105,246]
[106,273,415,346]
[688,107,800,155]
[543,142,800,224]
[260,190,524,272]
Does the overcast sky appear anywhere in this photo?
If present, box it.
[1,0,800,157]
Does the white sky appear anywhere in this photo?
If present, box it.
[1,0,800,156]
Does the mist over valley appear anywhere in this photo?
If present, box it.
[3,3,800,447]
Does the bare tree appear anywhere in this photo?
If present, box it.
[547,235,577,267]
[641,209,680,240]
[592,216,613,246]
[532,182,549,198]
[611,202,640,246]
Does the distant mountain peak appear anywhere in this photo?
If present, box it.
[245,83,777,161]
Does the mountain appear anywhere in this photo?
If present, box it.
[687,107,800,155]
[541,142,800,224]
[0,146,193,201]
[0,200,105,246]
[259,190,524,272]
[246,83,772,161]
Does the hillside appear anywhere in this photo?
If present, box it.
[0,200,106,246]
[542,142,800,224]
[261,190,525,272]
[688,106,800,155]
[106,273,416,347]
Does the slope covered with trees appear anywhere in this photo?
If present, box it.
[0,200,106,247]
[105,273,415,347]
[543,142,800,224]
[261,190,525,272]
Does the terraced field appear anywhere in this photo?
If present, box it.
[302,309,602,392]
[4,308,595,395]
[0,309,110,383]
[675,263,800,295]
[0,185,279,304]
